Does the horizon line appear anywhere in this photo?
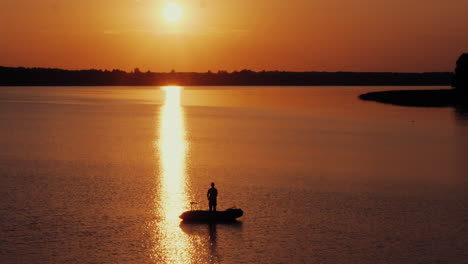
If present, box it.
[0,65,454,74]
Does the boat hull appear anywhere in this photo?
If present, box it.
[179,209,243,222]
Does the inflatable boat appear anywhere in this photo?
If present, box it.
[179,208,243,222]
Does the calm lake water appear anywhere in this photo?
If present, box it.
[0,86,467,263]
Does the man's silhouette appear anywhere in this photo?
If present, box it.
[207,182,218,212]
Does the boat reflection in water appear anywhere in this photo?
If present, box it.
[156,86,193,263]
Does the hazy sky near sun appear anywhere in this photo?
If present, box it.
[1,0,467,72]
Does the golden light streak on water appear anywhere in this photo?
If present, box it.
[156,86,193,263]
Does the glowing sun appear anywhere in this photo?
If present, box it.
[163,3,182,22]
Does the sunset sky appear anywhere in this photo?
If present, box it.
[1,0,467,72]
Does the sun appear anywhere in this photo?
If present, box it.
[163,2,182,23]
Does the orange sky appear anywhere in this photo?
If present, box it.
[1,0,467,72]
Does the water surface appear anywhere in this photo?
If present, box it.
[0,86,467,263]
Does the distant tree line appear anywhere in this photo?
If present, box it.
[0,66,453,86]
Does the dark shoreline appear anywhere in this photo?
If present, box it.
[0,66,452,86]
[357,53,468,114]
[359,89,468,108]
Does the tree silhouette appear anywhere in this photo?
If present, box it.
[453,53,468,93]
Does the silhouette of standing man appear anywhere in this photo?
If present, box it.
[207,182,218,212]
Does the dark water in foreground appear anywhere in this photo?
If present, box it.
[0,86,467,263]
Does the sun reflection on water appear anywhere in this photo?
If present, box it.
[157,86,192,263]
